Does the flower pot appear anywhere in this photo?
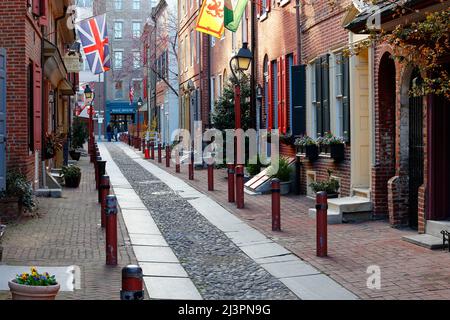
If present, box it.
[327,193,339,199]
[69,150,81,161]
[330,144,345,162]
[0,197,23,223]
[8,280,60,300]
[64,175,81,188]
[280,181,291,195]
[305,145,319,161]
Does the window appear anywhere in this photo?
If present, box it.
[132,22,141,38]
[27,62,34,152]
[196,31,200,64]
[211,77,216,113]
[312,55,330,138]
[190,30,194,67]
[114,0,123,10]
[334,53,350,141]
[115,81,123,99]
[114,51,123,69]
[211,35,215,47]
[184,35,188,71]
[114,21,123,39]
[180,40,184,73]
[133,51,141,69]
[133,0,140,10]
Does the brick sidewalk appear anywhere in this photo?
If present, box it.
[0,156,138,300]
[149,146,450,300]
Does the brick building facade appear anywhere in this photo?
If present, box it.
[0,0,78,188]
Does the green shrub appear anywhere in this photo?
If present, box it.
[0,171,36,212]
[267,156,292,182]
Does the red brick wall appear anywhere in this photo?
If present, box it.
[0,1,42,183]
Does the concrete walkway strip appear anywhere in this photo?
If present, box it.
[98,143,202,300]
[118,143,359,300]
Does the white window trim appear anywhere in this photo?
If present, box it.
[279,0,290,7]
[259,11,268,21]
[114,49,124,69]
[133,0,141,10]
[328,53,338,136]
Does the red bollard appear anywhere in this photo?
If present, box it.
[158,143,162,163]
[271,178,281,231]
[175,150,180,173]
[207,164,214,191]
[227,165,235,203]
[151,142,155,160]
[95,156,102,190]
[100,175,110,228]
[97,160,107,203]
[188,151,194,180]
[121,265,144,300]
[105,195,118,266]
[165,146,170,167]
[235,165,244,209]
[316,191,328,257]
[144,144,150,159]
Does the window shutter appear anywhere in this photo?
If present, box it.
[282,56,289,134]
[291,65,306,136]
[39,0,48,26]
[342,56,350,142]
[258,0,262,15]
[277,57,282,130]
[315,59,322,136]
[33,62,42,152]
[321,54,330,134]
[32,0,40,16]
[267,60,273,130]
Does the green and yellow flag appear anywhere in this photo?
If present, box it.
[224,0,248,32]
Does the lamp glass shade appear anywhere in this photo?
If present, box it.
[84,85,93,101]
[237,57,251,71]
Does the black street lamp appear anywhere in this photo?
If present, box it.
[137,97,143,148]
[84,84,95,155]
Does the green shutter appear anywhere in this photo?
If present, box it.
[315,59,322,136]
[342,56,350,142]
[321,54,330,134]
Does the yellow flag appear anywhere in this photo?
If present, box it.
[195,0,225,38]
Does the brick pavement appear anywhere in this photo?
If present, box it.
[147,146,450,300]
[0,155,139,300]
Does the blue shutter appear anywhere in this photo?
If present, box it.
[0,49,6,191]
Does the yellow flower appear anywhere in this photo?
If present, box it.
[31,267,37,273]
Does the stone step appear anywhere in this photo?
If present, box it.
[327,196,372,213]
[352,187,371,199]
[402,234,444,250]
[426,220,450,238]
[308,208,342,225]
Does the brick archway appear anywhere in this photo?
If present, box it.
[372,52,396,218]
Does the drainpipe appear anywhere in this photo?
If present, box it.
[295,0,302,64]
[207,35,211,129]
[250,1,256,129]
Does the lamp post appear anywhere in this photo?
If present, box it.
[229,43,253,208]
[84,84,94,155]
[229,42,253,163]
[137,97,143,149]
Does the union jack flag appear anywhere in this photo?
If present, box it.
[76,14,110,75]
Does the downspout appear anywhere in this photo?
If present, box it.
[41,28,46,188]
[250,1,256,129]
[207,35,211,128]
[295,0,302,64]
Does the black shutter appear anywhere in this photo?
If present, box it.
[342,56,350,142]
[321,54,330,134]
[315,59,322,136]
[291,64,306,136]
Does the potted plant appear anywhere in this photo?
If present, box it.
[44,133,65,160]
[60,165,82,188]
[295,136,319,161]
[70,116,88,161]
[279,133,295,146]
[0,171,36,223]
[267,156,293,195]
[8,267,60,300]
[309,169,340,198]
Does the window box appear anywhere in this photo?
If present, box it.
[305,145,319,162]
[330,143,345,162]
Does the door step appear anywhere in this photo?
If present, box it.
[308,196,373,224]
[426,220,450,238]
[352,187,371,199]
[402,234,444,249]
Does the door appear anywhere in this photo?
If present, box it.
[408,70,424,229]
[0,49,6,191]
[350,50,370,189]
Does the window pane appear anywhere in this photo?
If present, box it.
[115,0,123,10]
[114,22,122,39]
[132,22,141,38]
[133,52,141,69]
[114,51,123,69]
[133,0,140,9]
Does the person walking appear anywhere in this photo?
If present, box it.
[106,123,112,142]
[113,125,119,142]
